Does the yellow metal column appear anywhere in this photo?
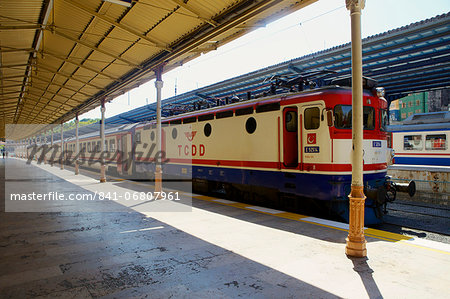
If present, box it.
[60,123,64,170]
[50,128,54,166]
[345,0,367,258]
[100,100,106,183]
[75,114,79,175]
[155,66,164,192]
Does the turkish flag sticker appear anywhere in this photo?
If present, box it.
[307,133,316,144]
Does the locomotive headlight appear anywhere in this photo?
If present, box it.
[375,87,385,97]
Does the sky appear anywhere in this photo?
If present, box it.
[79,0,449,120]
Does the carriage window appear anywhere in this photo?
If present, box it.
[87,142,91,153]
[285,111,297,132]
[110,139,115,152]
[380,109,388,131]
[96,141,101,152]
[104,140,108,152]
[304,108,320,130]
[334,105,375,129]
[404,135,423,151]
[425,134,447,150]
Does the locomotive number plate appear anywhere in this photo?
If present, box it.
[304,146,320,153]
[372,141,382,148]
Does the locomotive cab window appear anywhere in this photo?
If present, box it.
[404,135,423,151]
[304,107,320,130]
[425,134,447,150]
[285,111,297,132]
[334,105,375,129]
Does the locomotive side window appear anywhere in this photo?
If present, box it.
[172,128,178,140]
[246,117,257,134]
[364,107,375,130]
[425,134,447,150]
[304,108,320,130]
[380,109,388,131]
[204,123,212,137]
[404,135,423,151]
[150,131,155,142]
[285,111,297,132]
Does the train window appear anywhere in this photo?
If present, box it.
[235,107,253,116]
[198,114,214,122]
[246,117,257,134]
[110,140,115,152]
[150,131,155,142]
[96,141,101,152]
[170,119,182,125]
[87,142,91,153]
[204,123,212,137]
[256,102,280,113]
[334,105,352,129]
[104,140,108,152]
[135,132,141,143]
[334,105,375,129]
[172,128,178,139]
[183,117,197,124]
[425,134,447,150]
[304,108,320,130]
[285,111,297,132]
[404,135,423,151]
[364,107,375,130]
[380,109,388,131]
[216,110,233,119]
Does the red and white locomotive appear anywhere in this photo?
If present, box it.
[23,76,414,224]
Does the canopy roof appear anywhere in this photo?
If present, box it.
[1,0,316,138]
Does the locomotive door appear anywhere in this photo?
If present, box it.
[300,104,328,170]
[283,107,299,168]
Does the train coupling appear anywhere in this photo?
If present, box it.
[390,180,416,197]
[364,177,416,218]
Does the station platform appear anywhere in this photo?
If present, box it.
[1,157,450,298]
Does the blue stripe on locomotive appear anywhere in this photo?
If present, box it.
[159,162,387,224]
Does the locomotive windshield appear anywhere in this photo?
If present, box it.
[334,105,375,130]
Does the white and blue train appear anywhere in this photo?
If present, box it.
[388,111,450,166]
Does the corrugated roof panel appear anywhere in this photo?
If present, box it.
[2,0,323,138]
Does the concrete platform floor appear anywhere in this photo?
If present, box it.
[1,157,450,298]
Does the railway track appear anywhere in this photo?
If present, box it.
[379,200,450,243]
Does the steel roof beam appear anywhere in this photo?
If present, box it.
[39,50,120,81]
[13,0,54,124]
[169,0,219,27]
[31,76,92,98]
[52,29,141,69]
[62,0,171,52]
[37,64,103,90]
